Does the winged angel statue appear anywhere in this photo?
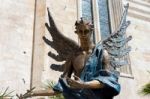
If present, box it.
[18,3,132,99]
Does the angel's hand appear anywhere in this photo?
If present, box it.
[16,87,35,99]
[67,75,85,89]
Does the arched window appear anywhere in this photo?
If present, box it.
[98,0,111,40]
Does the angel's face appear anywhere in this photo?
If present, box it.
[76,24,93,51]
[77,24,92,39]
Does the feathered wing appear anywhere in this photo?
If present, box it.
[43,8,81,64]
[102,3,132,69]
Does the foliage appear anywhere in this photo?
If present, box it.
[140,82,150,95]
[139,71,150,96]
[44,80,64,99]
[0,87,14,99]
[16,87,36,99]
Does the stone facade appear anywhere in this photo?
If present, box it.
[0,0,150,99]
[0,0,35,94]
[116,0,150,99]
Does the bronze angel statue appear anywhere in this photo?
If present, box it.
[18,3,132,99]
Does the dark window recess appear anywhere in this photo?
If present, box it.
[82,0,95,43]
[82,0,93,22]
[98,0,111,40]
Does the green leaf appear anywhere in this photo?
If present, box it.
[43,80,64,99]
[140,82,150,95]
[0,87,14,98]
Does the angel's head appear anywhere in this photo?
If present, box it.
[75,18,94,52]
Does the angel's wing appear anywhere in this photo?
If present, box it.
[102,3,132,69]
[43,8,81,62]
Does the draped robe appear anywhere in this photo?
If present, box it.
[53,44,121,99]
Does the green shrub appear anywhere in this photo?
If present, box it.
[140,82,150,95]
[0,87,14,99]
[139,71,150,96]
[44,80,64,99]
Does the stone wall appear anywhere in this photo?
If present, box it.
[0,0,35,94]
[0,0,78,96]
[116,0,150,99]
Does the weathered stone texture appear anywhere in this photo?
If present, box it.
[30,0,46,91]
[0,0,35,94]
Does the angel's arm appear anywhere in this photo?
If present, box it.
[102,49,110,70]
[67,75,104,89]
